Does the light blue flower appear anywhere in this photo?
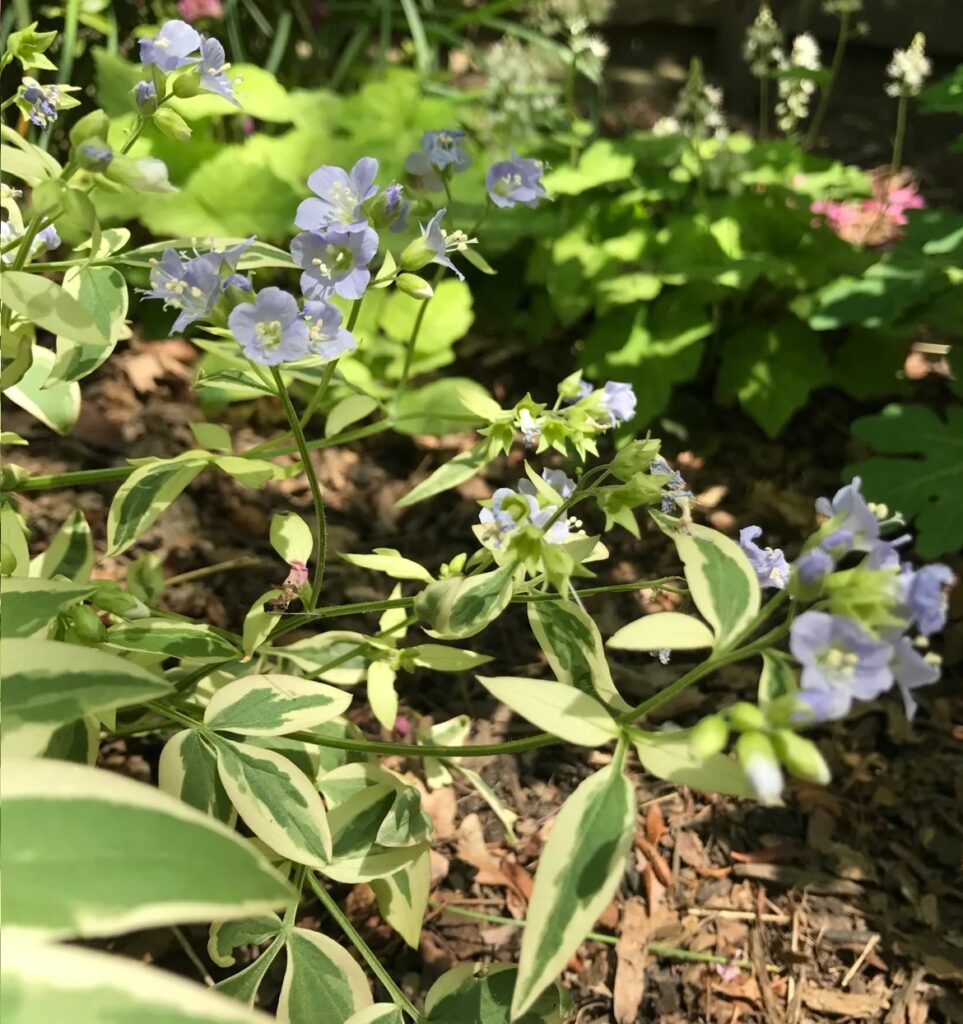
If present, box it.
[139,20,202,72]
[419,209,468,281]
[486,150,549,208]
[296,158,379,234]
[144,249,222,333]
[815,477,879,552]
[901,563,954,635]
[228,287,310,365]
[649,455,692,514]
[887,632,940,719]
[134,80,157,110]
[795,546,833,585]
[291,227,379,301]
[199,36,239,106]
[598,381,637,426]
[478,483,571,548]
[21,78,60,130]
[540,468,576,499]
[739,526,790,589]
[300,300,357,361]
[789,611,894,722]
[0,221,60,265]
[405,130,471,190]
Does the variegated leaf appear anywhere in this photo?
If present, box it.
[367,660,398,731]
[371,846,431,948]
[607,611,715,652]
[108,619,239,661]
[208,914,283,968]
[0,578,93,638]
[414,562,515,640]
[204,674,352,736]
[513,765,635,1018]
[278,927,374,1024]
[29,507,94,581]
[427,963,571,1023]
[158,729,234,822]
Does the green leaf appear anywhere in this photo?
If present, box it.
[366,660,398,732]
[543,139,635,195]
[2,940,277,1024]
[0,271,107,346]
[276,631,370,686]
[653,515,760,646]
[476,675,618,747]
[270,512,314,565]
[107,619,240,661]
[215,938,285,1005]
[426,964,571,1024]
[2,757,292,938]
[5,347,80,436]
[414,562,515,640]
[204,674,352,736]
[394,378,492,436]
[106,453,209,555]
[189,421,233,452]
[633,729,754,797]
[29,507,94,581]
[528,599,629,711]
[716,319,831,437]
[48,267,130,386]
[215,455,283,487]
[848,404,963,558]
[396,441,491,506]
[758,650,798,706]
[215,737,332,867]
[608,611,715,652]
[345,1007,404,1024]
[371,848,431,948]
[513,764,635,1017]
[0,578,93,638]
[158,729,234,823]
[2,715,98,765]
[278,927,373,1024]
[2,638,171,732]
[326,394,379,438]
[342,548,433,583]
[208,915,283,969]
[409,644,492,671]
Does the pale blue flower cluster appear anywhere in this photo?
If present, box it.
[1,222,60,265]
[739,526,790,589]
[139,19,239,106]
[21,77,60,130]
[649,455,692,513]
[485,151,549,208]
[787,477,953,722]
[405,130,471,191]
[478,469,578,549]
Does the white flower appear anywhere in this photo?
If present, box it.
[886,33,931,98]
[776,33,822,133]
[743,4,783,78]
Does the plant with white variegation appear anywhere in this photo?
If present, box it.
[0,16,955,1024]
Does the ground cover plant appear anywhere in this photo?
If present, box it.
[0,7,959,1024]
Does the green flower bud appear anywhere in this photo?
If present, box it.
[171,68,201,99]
[689,714,729,758]
[610,439,661,482]
[765,693,810,728]
[70,604,108,644]
[105,155,176,194]
[76,140,114,172]
[395,273,433,300]
[399,237,436,273]
[771,729,831,784]
[92,580,149,619]
[736,730,783,805]
[0,543,17,576]
[69,110,110,147]
[728,701,767,732]
[152,107,192,143]
[1,463,29,491]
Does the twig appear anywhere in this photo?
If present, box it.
[171,927,213,987]
[685,907,791,924]
[840,933,880,988]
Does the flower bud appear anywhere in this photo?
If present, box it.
[366,183,408,231]
[689,714,729,758]
[728,701,767,732]
[736,731,783,805]
[69,109,110,147]
[77,141,114,172]
[770,729,831,784]
[105,156,176,193]
[395,273,433,300]
[70,604,108,645]
[133,79,158,114]
[153,107,192,142]
[172,68,201,99]
[92,580,150,619]
[399,237,435,273]
[0,543,17,576]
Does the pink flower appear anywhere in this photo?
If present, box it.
[885,184,926,225]
[284,560,309,590]
[810,199,858,232]
[393,715,411,736]
[177,0,223,21]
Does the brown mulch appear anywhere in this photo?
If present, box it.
[7,332,962,1023]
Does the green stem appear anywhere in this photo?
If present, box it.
[890,92,908,175]
[759,75,770,138]
[804,11,850,151]
[270,367,327,610]
[57,0,81,86]
[298,360,337,430]
[307,873,424,1022]
[430,903,781,970]
[392,266,443,415]
[163,555,262,588]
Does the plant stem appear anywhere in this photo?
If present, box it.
[270,367,327,610]
[391,266,442,415]
[163,555,263,587]
[171,927,214,986]
[804,11,850,150]
[429,903,781,970]
[307,873,424,1022]
[759,75,770,138]
[890,92,908,175]
[298,360,337,430]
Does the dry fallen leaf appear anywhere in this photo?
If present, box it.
[614,897,650,1024]
[802,984,891,1016]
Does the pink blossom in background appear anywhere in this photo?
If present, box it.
[177,0,223,21]
[885,184,926,225]
[284,560,309,590]
[810,178,925,244]
[393,716,411,737]
[810,198,859,233]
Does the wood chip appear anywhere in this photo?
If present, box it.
[802,985,891,1016]
[614,897,650,1024]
